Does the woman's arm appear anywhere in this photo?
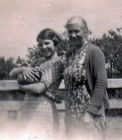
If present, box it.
[87,47,107,115]
[9,67,26,78]
[19,81,47,94]
[18,65,55,94]
[10,67,39,82]
[19,57,64,95]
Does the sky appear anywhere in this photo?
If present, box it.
[0,0,122,59]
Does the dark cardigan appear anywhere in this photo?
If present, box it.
[84,43,109,115]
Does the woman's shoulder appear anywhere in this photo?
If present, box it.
[87,43,101,51]
[87,43,104,55]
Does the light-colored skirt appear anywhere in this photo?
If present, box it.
[22,93,59,138]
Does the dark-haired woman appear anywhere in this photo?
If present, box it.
[10,28,64,138]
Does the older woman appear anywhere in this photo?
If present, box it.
[63,16,109,139]
[10,28,64,138]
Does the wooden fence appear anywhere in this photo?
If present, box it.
[0,79,122,120]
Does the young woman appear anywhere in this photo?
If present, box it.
[10,28,64,138]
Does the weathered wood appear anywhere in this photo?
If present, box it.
[1,79,122,91]
[0,101,22,110]
[0,100,64,111]
[0,79,122,110]
[0,80,19,91]
[60,79,122,89]
[0,99,121,112]
[109,99,122,109]
[108,79,122,88]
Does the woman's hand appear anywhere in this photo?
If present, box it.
[83,112,97,131]
[9,67,24,78]
[83,112,94,123]
[9,67,37,81]
[22,67,39,82]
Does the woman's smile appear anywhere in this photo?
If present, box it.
[38,39,55,58]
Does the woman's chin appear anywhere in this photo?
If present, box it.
[45,54,53,59]
[45,52,55,59]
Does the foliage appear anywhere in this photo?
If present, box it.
[26,45,46,67]
[0,57,15,79]
[0,56,28,80]
[92,28,122,78]
[25,27,122,79]
[26,40,70,66]
[0,28,122,101]
[0,56,25,100]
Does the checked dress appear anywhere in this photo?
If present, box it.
[22,54,64,137]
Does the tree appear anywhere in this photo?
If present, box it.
[0,57,15,79]
[92,28,122,78]
[0,56,25,100]
[26,45,47,67]
[26,28,122,78]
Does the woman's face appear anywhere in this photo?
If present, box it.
[67,24,86,47]
[38,39,55,59]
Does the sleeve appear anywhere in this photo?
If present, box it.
[40,59,64,88]
[20,60,64,94]
[87,47,107,115]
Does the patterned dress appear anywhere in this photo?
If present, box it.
[64,44,91,134]
[22,54,64,138]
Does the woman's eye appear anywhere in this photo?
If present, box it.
[44,42,50,45]
[74,30,79,33]
[68,30,79,34]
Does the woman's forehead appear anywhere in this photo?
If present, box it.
[66,24,82,31]
[37,39,53,43]
[66,16,87,31]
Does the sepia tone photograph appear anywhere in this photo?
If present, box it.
[0,0,122,139]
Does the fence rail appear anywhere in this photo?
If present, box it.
[1,79,122,91]
[0,79,122,120]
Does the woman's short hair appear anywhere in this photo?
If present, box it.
[65,16,89,34]
[37,28,61,46]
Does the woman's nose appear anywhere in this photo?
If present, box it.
[71,32,76,38]
[42,44,47,49]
